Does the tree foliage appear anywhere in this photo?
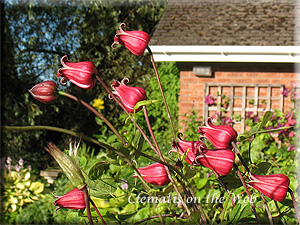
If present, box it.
[1,0,166,169]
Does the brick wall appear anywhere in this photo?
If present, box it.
[178,62,299,132]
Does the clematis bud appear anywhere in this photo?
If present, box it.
[248,173,290,201]
[169,133,206,165]
[45,143,85,189]
[53,188,85,212]
[110,78,147,113]
[198,118,238,149]
[111,23,150,56]
[133,162,170,186]
[29,81,58,104]
[193,149,235,175]
[57,55,97,89]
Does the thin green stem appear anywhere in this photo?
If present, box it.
[260,193,273,225]
[58,90,127,146]
[234,163,260,225]
[146,46,180,161]
[2,125,188,182]
[142,106,191,216]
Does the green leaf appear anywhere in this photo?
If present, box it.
[86,175,117,199]
[251,162,272,175]
[88,161,107,180]
[237,111,272,141]
[133,100,161,111]
[29,182,44,194]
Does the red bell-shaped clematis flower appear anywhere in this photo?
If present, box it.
[198,118,238,149]
[169,133,206,165]
[111,23,150,56]
[29,81,58,104]
[193,149,235,175]
[133,162,170,186]
[248,173,290,201]
[53,188,85,212]
[57,55,97,89]
[110,78,147,113]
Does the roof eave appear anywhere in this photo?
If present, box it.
[147,45,300,63]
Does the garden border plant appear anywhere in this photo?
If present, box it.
[2,23,300,224]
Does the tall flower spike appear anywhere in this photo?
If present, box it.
[57,55,97,89]
[193,148,235,175]
[248,173,290,202]
[53,188,85,212]
[29,81,58,104]
[169,133,206,165]
[109,78,147,113]
[198,117,238,149]
[133,162,170,186]
[111,23,150,56]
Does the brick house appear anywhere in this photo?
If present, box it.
[149,0,300,133]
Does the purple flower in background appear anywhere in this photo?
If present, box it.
[292,91,300,100]
[281,87,291,97]
[121,179,128,190]
[287,144,296,151]
[205,95,215,105]
[18,158,24,167]
[246,112,253,119]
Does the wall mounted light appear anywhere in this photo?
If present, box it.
[193,66,212,77]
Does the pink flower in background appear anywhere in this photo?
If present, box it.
[248,173,290,201]
[281,87,291,97]
[205,95,215,105]
[112,23,150,56]
[110,78,147,113]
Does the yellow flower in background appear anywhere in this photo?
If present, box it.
[92,98,104,110]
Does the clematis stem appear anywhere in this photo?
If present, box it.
[234,163,260,224]
[89,198,107,225]
[146,46,180,161]
[142,106,192,216]
[288,188,300,224]
[2,125,190,183]
[82,187,93,225]
[212,171,235,207]
[58,90,127,146]
[260,193,273,225]
[232,141,250,173]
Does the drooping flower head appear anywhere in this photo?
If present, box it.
[133,162,170,186]
[29,81,58,104]
[193,148,235,175]
[57,55,97,89]
[198,118,238,149]
[248,173,290,201]
[53,188,85,212]
[111,23,150,56]
[110,78,147,113]
[169,133,206,165]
